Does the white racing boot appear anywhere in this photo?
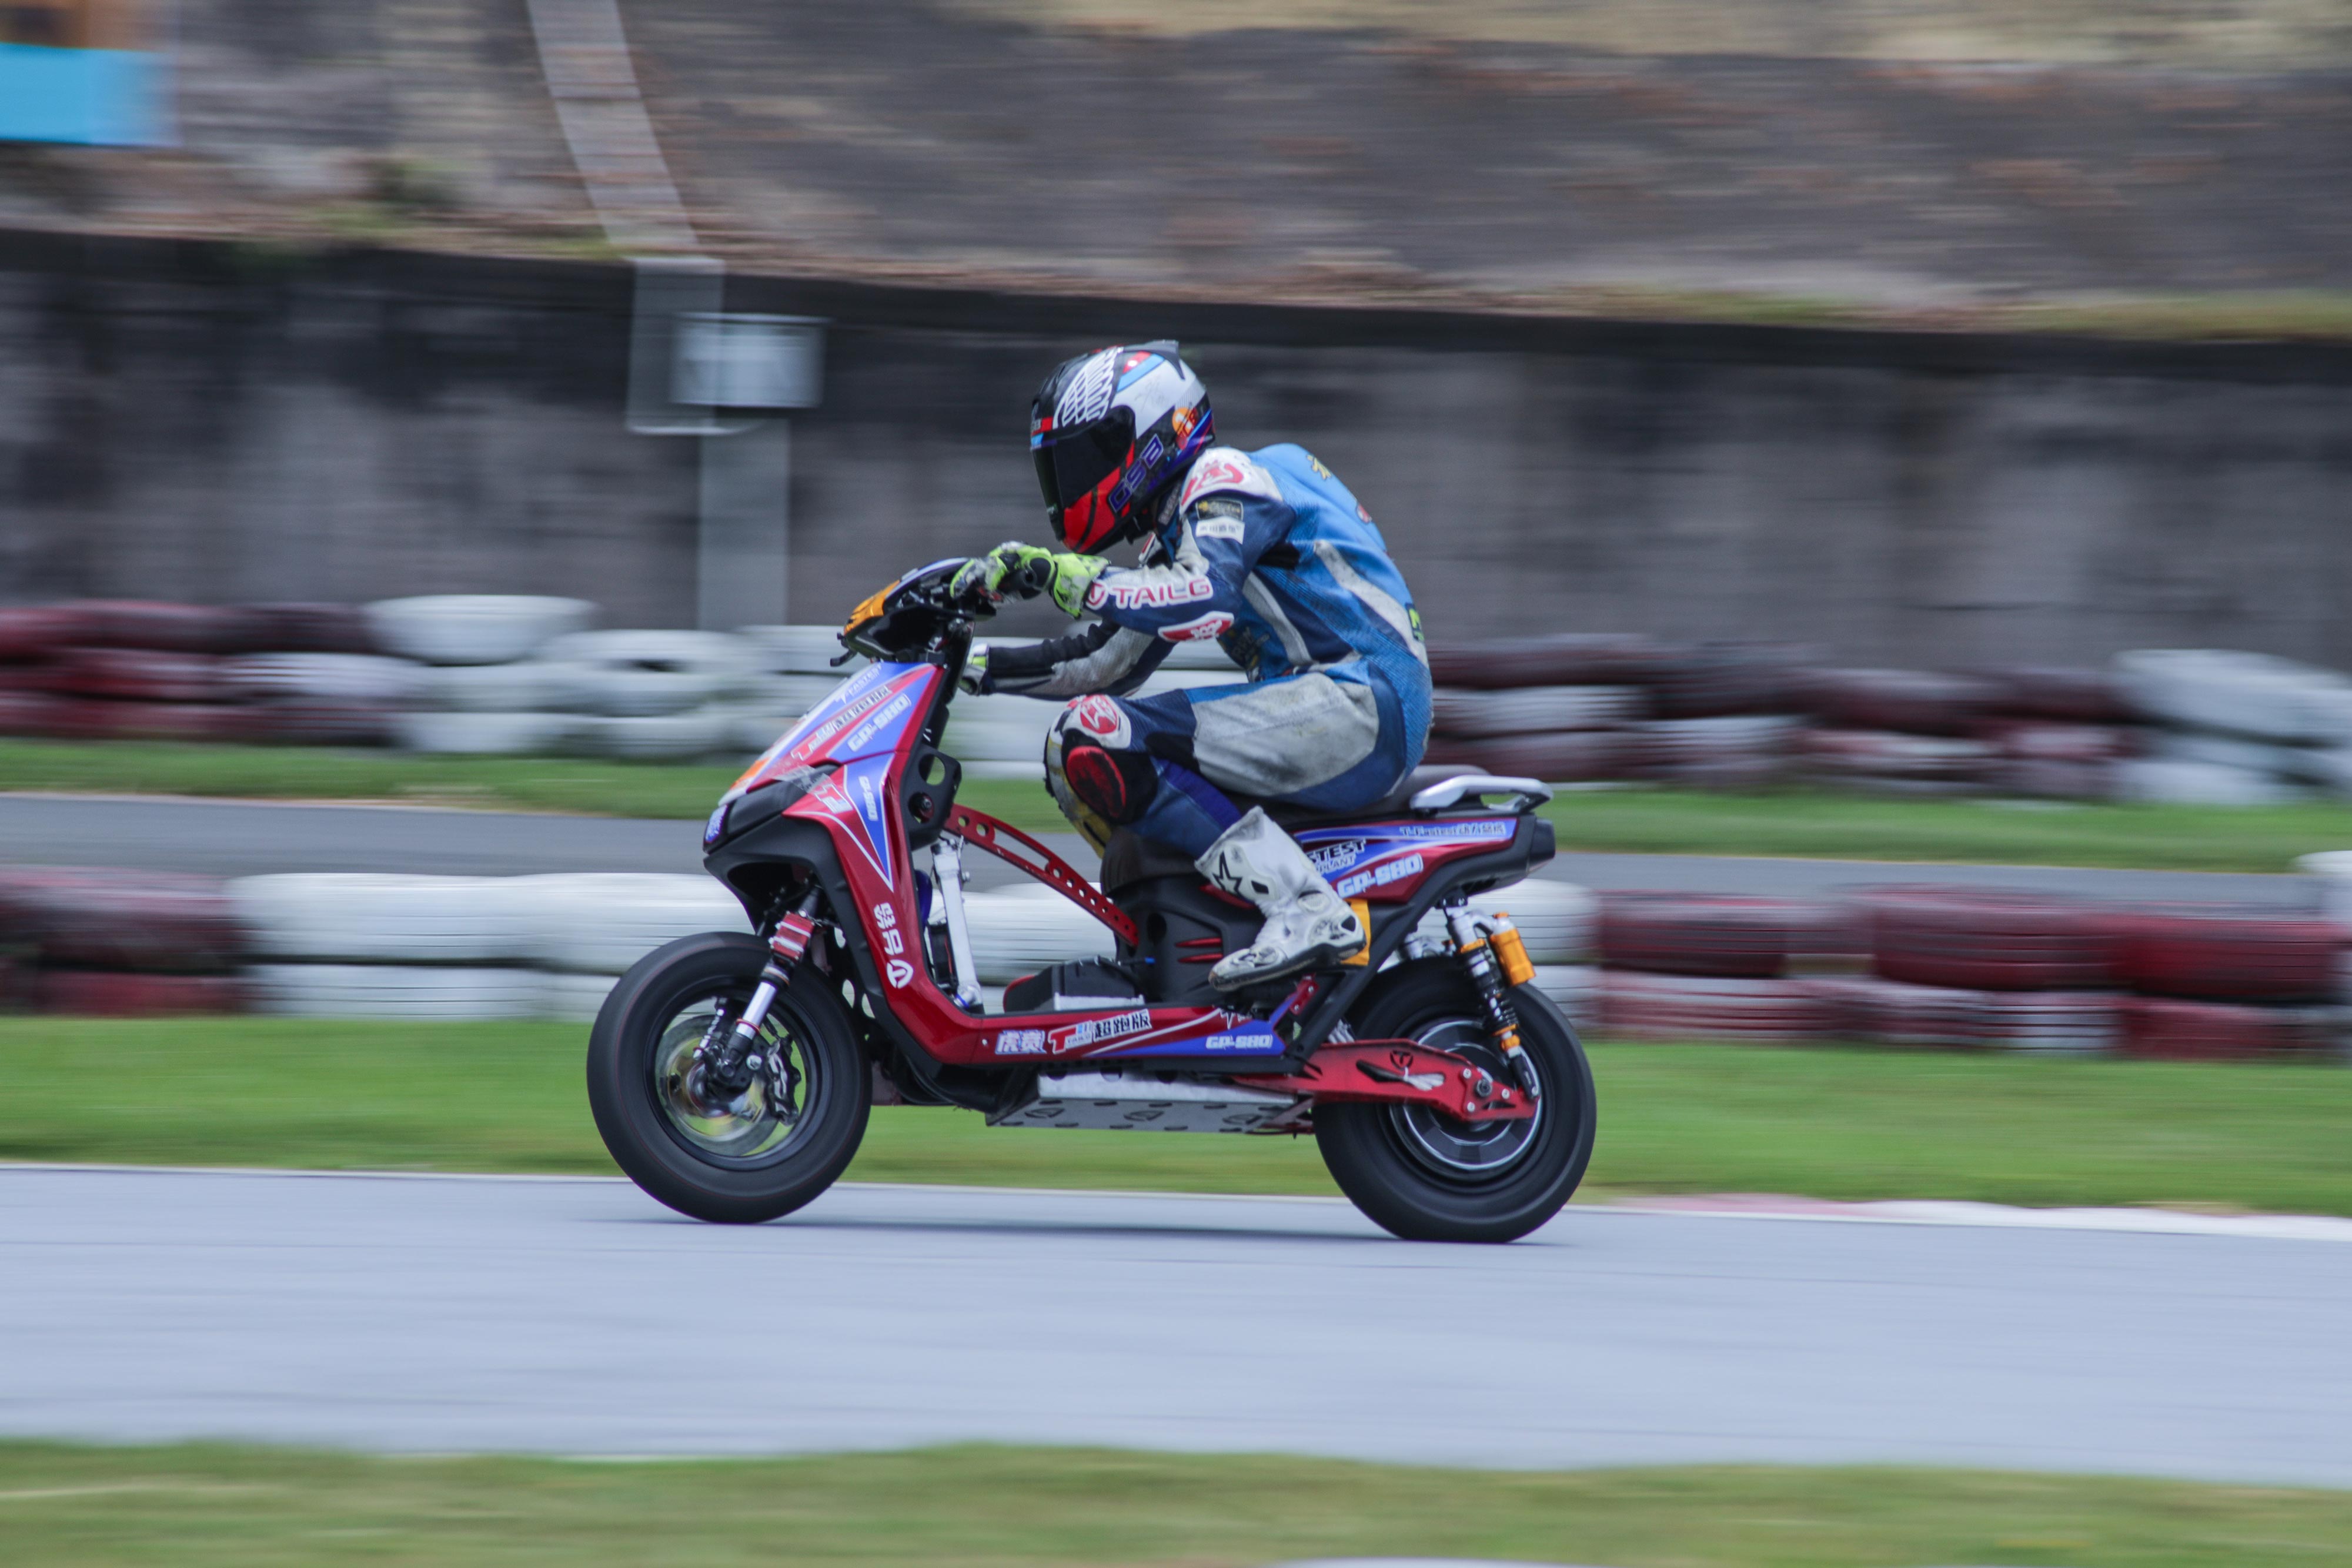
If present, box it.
[1197,807,1366,989]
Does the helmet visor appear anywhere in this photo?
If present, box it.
[1032,415,1134,516]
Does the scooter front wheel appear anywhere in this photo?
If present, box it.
[587,931,870,1223]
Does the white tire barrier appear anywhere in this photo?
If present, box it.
[2115,650,2352,744]
[413,661,563,713]
[964,884,1118,983]
[229,874,537,964]
[393,710,582,756]
[541,630,760,717]
[2298,851,2352,927]
[944,693,1058,766]
[535,970,620,1023]
[1434,685,1645,738]
[2114,757,2305,807]
[225,653,425,706]
[248,964,544,1019]
[514,872,751,974]
[1411,880,1596,966]
[2148,727,2316,780]
[365,596,595,667]
[737,624,862,676]
[1531,964,1599,1022]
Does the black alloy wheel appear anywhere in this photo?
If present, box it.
[587,931,870,1223]
[1315,958,1596,1242]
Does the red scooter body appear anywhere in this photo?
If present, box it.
[710,648,1541,1096]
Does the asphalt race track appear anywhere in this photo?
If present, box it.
[0,794,2315,904]
[4,1166,2348,1484]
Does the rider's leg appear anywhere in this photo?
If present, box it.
[1043,667,1416,985]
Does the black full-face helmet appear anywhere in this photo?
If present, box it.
[1028,341,1214,553]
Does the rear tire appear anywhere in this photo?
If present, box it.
[1317,959,1596,1242]
[587,931,869,1223]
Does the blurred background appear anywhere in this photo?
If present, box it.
[5,8,2352,1565]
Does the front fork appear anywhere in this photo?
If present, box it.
[696,887,824,1095]
[1440,899,1542,1099]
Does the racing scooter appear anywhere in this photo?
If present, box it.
[586,561,1595,1241]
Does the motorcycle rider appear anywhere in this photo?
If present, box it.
[949,342,1431,990]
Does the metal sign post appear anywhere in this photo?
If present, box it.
[627,258,824,630]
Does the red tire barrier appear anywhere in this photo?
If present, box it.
[243,602,379,656]
[1597,971,1835,1041]
[1855,887,2123,991]
[0,606,75,662]
[0,869,248,973]
[1431,731,1650,783]
[1650,643,1810,719]
[1599,894,1858,979]
[2116,906,2344,1004]
[1800,730,1994,785]
[0,690,69,737]
[1801,668,1998,736]
[1986,722,2134,765]
[236,699,399,746]
[1427,633,1670,690]
[31,971,247,1017]
[1987,758,2117,801]
[1810,974,1993,1048]
[1977,666,2136,725]
[59,601,260,656]
[2121,997,2341,1061]
[38,700,248,744]
[44,647,231,704]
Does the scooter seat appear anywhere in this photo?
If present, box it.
[1253,765,1476,829]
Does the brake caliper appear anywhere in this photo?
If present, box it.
[1442,902,1541,1099]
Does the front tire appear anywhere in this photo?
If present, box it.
[1317,959,1596,1242]
[587,931,870,1223]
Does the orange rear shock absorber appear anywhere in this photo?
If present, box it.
[1442,901,1541,1098]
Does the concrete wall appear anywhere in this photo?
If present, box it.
[4,229,2351,666]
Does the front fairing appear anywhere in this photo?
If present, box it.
[703,662,941,852]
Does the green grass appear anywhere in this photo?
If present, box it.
[1,1442,2347,1567]
[6,1017,2351,1213]
[12,735,2352,870]
[0,737,1055,827]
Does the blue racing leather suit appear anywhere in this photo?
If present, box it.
[987,443,1431,857]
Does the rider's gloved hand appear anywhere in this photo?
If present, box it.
[949,541,1104,618]
[958,640,993,694]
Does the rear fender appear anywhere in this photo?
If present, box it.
[1289,814,1554,1056]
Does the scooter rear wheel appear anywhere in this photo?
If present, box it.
[587,931,870,1223]
[1316,958,1596,1243]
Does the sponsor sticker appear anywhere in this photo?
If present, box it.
[884,958,915,988]
[1084,575,1215,612]
[1158,610,1232,643]
[994,1029,1048,1057]
[840,690,914,754]
[1335,852,1422,898]
[1307,839,1367,876]
[1194,514,1244,543]
[1048,1006,1154,1054]
[1071,693,1125,738]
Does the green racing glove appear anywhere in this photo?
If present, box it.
[950,541,1104,618]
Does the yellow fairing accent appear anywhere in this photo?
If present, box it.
[842,580,894,634]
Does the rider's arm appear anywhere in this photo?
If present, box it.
[1078,451,1288,645]
[984,620,1171,700]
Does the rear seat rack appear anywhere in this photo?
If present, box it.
[1408,773,1553,815]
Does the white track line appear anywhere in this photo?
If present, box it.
[5,1163,2350,1242]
